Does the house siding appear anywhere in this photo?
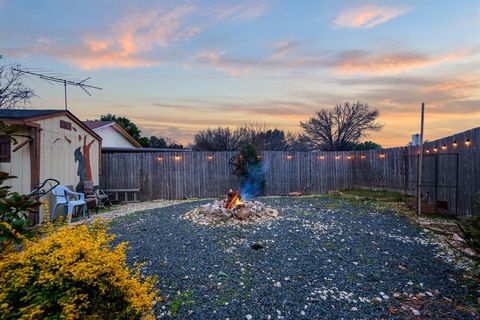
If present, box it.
[95,125,137,148]
[0,128,32,195]
[0,114,101,223]
[36,115,101,222]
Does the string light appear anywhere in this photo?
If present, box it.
[347,155,353,160]
[433,146,438,152]
[379,152,385,159]
[287,155,293,160]
[319,155,325,160]
[360,154,366,159]
[452,140,458,148]
[425,148,430,154]
[465,138,471,147]
[207,155,214,160]
[174,155,182,161]
[335,155,340,160]
[441,144,447,151]
[157,155,163,161]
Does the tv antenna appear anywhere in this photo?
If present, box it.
[13,67,102,110]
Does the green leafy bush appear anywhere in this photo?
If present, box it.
[0,121,39,252]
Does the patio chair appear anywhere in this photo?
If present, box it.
[94,184,113,209]
[51,185,87,224]
[78,181,112,213]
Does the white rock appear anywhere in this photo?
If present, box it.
[411,308,420,316]
[452,233,465,243]
[351,307,358,311]
[246,315,253,320]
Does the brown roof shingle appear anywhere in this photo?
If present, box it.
[83,120,114,130]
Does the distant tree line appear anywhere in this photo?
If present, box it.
[191,102,382,151]
[191,125,307,151]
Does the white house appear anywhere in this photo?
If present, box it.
[83,121,142,149]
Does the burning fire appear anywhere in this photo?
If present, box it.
[225,189,242,209]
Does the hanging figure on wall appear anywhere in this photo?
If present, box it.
[74,147,87,182]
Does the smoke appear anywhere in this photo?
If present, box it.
[240,161,267,201]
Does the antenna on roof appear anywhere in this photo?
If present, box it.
[13,68,103,110]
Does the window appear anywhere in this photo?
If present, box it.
[0,137,11,162]
[60,120,72,130]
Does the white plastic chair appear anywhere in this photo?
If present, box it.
[51,186,87,224]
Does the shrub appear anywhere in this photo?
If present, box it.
[0,221,158,319]
[0,121,40,253]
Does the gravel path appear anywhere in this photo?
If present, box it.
[111,196,478,319]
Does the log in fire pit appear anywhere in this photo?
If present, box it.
[184,189,278,226]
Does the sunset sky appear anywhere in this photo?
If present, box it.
[1,0,479,147]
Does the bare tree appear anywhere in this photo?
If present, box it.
[0,56,35,109]
[192,127,247,151]
[300,102,383,151]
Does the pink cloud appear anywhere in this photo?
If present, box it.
[70,4,198,69]
[334,4,410,29]
[5,4,199,70]
[272,40,299,59]
[195,49,252,76]
[334,50,476,75]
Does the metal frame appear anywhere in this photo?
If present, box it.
[13,68,102,110]
[404,152,459,215]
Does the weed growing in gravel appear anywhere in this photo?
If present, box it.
[168,291,194,316]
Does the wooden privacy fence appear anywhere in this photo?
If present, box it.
[101,127,480,216]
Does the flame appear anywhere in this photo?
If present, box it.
[234,197,242,206]
[225,190,242,209]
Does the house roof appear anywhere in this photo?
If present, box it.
[0,109,64,119]
[83,120,114,130]
[102,147,189,153]
[0,108,102,142]
[82,120,142,148]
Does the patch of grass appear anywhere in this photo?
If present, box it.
[214,288,238,306]
[214,298,229,305]
[458,217,480,254]
[168,291,194,317]
[346,274,356,283]
[325,242,337,250]
[341,189,406,202]
[329,189,417,217]
[296,210,312,216]
[323,201,341,209]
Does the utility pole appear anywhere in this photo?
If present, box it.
[417,103,425,216]
[64,80,67,110]
[13,68,102,110]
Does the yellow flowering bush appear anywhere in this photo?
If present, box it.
[0,221,158,319]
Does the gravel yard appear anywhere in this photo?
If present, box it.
[111,196,479,319]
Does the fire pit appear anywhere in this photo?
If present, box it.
[184,189,279,226]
